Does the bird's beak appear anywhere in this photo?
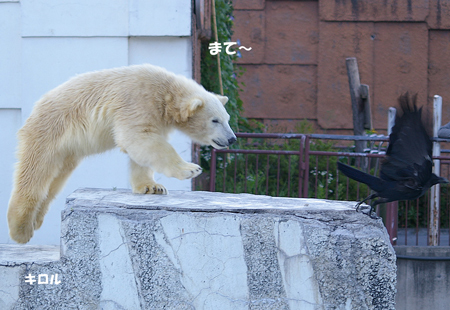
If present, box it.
[439,177,449,184]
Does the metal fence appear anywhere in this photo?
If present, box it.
[209,132,450,246]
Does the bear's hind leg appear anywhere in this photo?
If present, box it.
[130,158,167,194]
[8,150,70,243]
[34,156,80,230]
[7,194,41,244]
[8,170,55,243]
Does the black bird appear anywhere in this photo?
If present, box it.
[338,93,448,218]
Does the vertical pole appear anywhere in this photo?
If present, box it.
[385,203,398,245]
[298,136,303,198]
[387,107,396,135]
[303,135,310,198]
[346,58,366,154]
[360,84,373,131]
[429,95,442,246]
[386,107,398,245]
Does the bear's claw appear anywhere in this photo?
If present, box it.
[133,183,168,195]
[173,162,203,180]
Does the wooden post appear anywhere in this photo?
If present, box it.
[360,84,373,131]
[346,58,366,154]
[429,95,442,246]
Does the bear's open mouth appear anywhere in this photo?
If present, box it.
[213,139,226,148]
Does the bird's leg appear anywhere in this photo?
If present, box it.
[367,203,379,219]
[367,198,389,219]
[356,193,378,212]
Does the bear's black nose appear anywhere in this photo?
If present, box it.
[228,136,237,145]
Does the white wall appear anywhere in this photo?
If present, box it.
[0,0,193,245]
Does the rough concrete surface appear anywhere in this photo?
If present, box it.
[395,246,450,310]
[0,188,396,309]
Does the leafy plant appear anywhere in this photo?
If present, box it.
[198,0,261,190]
[200,0,249,132]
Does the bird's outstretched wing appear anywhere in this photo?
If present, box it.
[380,93,433,189]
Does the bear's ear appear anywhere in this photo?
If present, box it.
[216,95,228,106]
[178,98,204,122]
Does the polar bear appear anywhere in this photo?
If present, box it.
[7,64,236,243]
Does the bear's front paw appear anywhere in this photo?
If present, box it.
[133,183,168,195]
[175,163,203,180]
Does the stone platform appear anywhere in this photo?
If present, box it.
[0,188,396,309]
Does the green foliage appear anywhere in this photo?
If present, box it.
[199,0,261,181]
[213,138,305,197]
[212,130,373,200]
[396,187,449,229]
[200,0,249,132]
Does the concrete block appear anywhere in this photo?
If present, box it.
[0,188,396,309]
[317,21,374,129]
[238,65,317,119]
[395,246,450,310]
[233,0,265,10]
[320,0,429,22]
[429,30,450,124]
[427,0,450,29]
[265,1,319,65]
[232,10,266,64]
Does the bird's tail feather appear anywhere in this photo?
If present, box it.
[337,162,384,192]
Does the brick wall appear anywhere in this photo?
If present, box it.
[232,0,450,133]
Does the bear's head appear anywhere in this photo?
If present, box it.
[175,92,237,149]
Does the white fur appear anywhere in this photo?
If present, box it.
[7,64,236,243]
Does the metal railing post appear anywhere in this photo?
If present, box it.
[385,202,398,245]
[303,135,310,198]
[386,106,398,245]
[429,95,442,246]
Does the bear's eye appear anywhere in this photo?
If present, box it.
[212,119,220,123]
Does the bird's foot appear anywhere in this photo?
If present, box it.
[355,201,363,213]
[368,210,380,219]
[355,203,379,219]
